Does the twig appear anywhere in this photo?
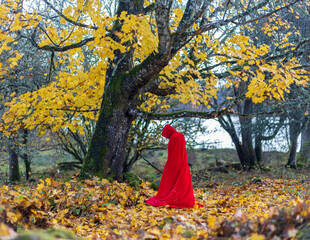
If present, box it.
[140,155,163,174]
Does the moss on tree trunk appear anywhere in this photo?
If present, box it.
[9,141,20,182]
[80,74,136,181]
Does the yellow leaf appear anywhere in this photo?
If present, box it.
[207,216,216,229]
[247,233,265,240]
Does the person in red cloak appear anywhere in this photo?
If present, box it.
[145,124,197,208]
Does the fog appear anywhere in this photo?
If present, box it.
[197,118,300,152]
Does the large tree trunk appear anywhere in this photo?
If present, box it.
[80,54,172,181]
[80,53,174,180]
[80,84,136,180]
[80,1,143,181]
[81,0,205,180]
[8,140,20,182]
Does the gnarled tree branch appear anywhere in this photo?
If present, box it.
[155,0,173,56]
[42,0,98,30]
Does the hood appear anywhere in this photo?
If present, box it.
[162,124,177,139]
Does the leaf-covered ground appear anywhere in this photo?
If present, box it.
[0,175,310,239]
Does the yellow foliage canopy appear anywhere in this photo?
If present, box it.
[0,0,308,135]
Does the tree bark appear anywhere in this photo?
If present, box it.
[286,84,308,168]
[21,129,31,181]
[218,115,246,168]
[255,137,263,164]
[8,140,20,182]
[286,128,299,168]
[286,119,301,168]
[254,115,263,164]
[81,54,174,181]
[80,82,136,180]
[23,154,31,181]
[123,118,150,173]
[124,150,141,173]
[81,0,176,180]
[220,87,256,169]
[80,0,143,180]
[299,121,310,162]
[239,117,256,168]
[254,115,285,164]
[239,99,256,169]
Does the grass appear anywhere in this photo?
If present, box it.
[132,148,310,188]
[0,148,309,188]
[0,149,76,185]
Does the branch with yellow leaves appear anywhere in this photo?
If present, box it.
[25,30,95,52]
[231,0,302,25]
[172,0,302,54]
[129,95,310,121]
[41,0,98,30]
[198,36,310,79]
[129,108,234,120]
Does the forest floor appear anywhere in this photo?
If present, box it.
[0,149,310,239]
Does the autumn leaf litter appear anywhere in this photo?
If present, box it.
[0,176,309,239]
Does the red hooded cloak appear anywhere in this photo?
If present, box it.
[145,124,195,208]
